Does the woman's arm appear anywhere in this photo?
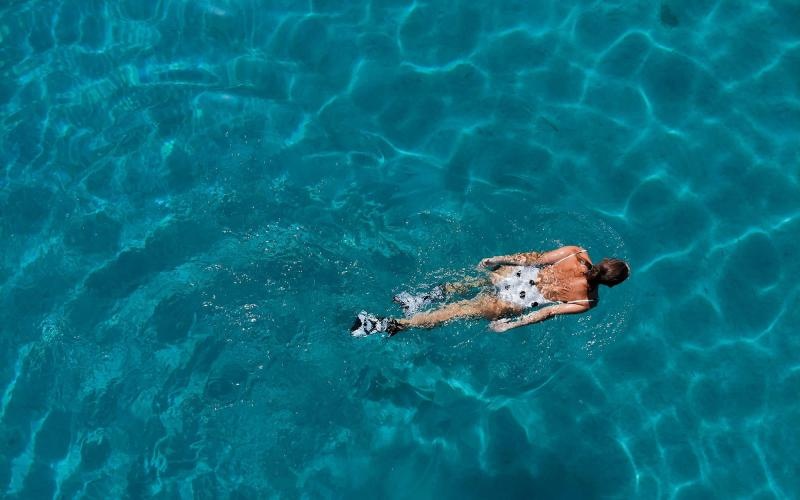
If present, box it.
[478,251,542,269]
[529,246,585,266]
[488,303,589,332]
[479,246,584,269]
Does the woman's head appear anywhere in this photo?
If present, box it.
[587,258,630,287]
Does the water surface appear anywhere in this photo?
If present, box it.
[1,0,799,497]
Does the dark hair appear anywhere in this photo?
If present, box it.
[587,258,630,287]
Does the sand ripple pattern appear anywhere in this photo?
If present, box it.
[1,0,799,497]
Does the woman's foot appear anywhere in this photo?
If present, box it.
[350,312,404,337]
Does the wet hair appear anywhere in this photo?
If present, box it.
[587,258,630,287]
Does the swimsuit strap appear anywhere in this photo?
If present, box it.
[563,299,596,304]
[551,249,587,267]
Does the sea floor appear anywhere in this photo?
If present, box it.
[1,0,799,498]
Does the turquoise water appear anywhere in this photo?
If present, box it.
[1,0,799,497]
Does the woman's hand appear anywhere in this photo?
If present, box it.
[478,257,501,270]
[479,252,532,269]
[489,318,517,333]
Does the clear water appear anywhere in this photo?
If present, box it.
[1,0,799,498]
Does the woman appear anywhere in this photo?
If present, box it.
[350,246,630,337]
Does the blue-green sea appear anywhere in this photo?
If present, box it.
[2,0,799,498]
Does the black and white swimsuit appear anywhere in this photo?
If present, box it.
[493,250,596,309]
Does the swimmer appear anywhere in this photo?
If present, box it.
[349,246,629,337]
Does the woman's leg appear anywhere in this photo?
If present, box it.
[395,294,520,330]
[393,275,491,316]
[440,275,491,295]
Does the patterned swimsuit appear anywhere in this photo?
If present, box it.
[493,250,596,309]
[494,266,553,308]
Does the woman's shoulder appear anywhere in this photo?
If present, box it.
[557,245,586,254]
[556,245,589,261]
